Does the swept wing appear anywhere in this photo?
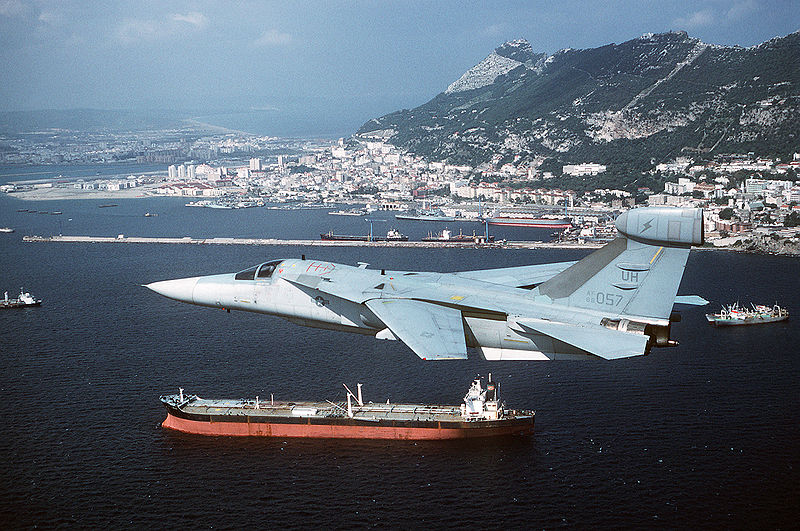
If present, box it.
[365,299,467,360]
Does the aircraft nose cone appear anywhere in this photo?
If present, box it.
[144,277,200,303]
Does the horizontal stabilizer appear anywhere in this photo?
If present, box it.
[674,295,709,306]
[453,261,576,287]
[365,299,467,360]
[516,319,650,360]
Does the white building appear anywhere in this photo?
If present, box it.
[665,177,695,195]
[656,157,693,174]
[563,163,606,176]
[783,187,800,204]
[249,158,262,171]
[168,165,177,179]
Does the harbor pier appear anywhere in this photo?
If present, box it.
[23,234,603,250]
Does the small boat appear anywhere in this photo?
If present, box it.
[1,288,42,309]
[98,204,118,208]
[0,227,14,233]
[706,303,788,326]
[144,212,158,217]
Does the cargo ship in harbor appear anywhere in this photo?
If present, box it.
[706,303,789,326]
[160,376,534,440]
[1,288,42,309]
[320,228,408,242]
[485,215,572,229]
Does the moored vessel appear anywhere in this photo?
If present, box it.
[706,303,789,326]
[395,209,456,222]
[486,215,572,229]
[421,228,495,243]
[320,228,408,242]
[328,208,367,216]
[160,376,534,440]
[1,288,42,309]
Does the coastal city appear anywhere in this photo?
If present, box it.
[3,126,799,253]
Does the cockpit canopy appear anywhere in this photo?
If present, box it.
[235,260,284,281]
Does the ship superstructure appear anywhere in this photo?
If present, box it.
[1,288,42,309]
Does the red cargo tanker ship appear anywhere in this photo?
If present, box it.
[160,376,534,440]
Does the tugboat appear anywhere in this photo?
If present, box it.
[1,288,42,309]
[706,303,789,326]
[160,375,534,440]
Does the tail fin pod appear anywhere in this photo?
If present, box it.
[536,207,703,321]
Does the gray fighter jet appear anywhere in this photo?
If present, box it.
[146,206,706,360]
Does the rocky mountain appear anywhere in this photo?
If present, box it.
[358,31,800,178]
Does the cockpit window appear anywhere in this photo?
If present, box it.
[257,264,275,278]
[234,266,258,281]
[236,260,283,281]
[258,260,284,279]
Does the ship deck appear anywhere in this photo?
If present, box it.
[164,395,531,423]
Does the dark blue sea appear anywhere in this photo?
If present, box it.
[1,190,798,528]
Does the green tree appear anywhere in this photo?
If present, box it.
[719,207,734,220]
[784,211,800,227]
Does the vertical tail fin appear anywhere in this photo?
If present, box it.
[536,207,703,322]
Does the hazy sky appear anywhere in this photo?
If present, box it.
[1,0,797,134]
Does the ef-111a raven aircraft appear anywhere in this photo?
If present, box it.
[145,206,706,361]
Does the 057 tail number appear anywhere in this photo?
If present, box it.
[586,291,623,306]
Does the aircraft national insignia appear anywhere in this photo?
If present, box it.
[641,218,654,232]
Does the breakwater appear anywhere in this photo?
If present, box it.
[23,234,603,250]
